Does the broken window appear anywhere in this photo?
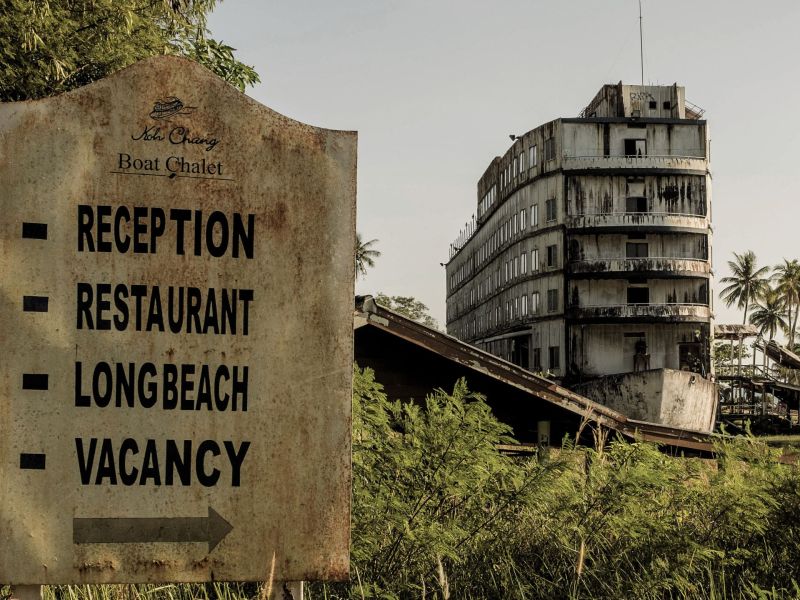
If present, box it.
[624,139,647,157]
[627,287,650,304]
[547,244,558,267]
[511,336,530,369]
[548,346,560,370]
[626,196,648,212]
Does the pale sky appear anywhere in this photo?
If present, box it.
[208,0,800,328]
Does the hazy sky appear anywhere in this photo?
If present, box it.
[208,0,800,327]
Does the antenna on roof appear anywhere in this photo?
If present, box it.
[639,0,645,86]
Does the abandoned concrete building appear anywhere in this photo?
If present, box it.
[445,83,715,431]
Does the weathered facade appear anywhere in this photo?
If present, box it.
[445,83,715,430]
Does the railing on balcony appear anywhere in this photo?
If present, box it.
[562,154,707,171]
[567,212,708,230]
[568,256,710,275]
[568,303,711,320]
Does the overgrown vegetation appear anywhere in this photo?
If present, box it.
[318,367,800,599]
[7,368,800,600]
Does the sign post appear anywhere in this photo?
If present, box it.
[0,56,355,585]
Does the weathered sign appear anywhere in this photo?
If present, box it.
[0,56,356,584]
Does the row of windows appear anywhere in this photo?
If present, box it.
[453,243,561,319]
[450,287,561,336]
[474,199,557,270]
[478,185,497,219]
[452,195,561,296]
[496,138,555,193]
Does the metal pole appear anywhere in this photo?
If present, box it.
[639,0,644,86]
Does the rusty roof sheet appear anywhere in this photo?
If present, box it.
[715,323,759,339]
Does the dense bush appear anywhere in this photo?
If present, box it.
[314,366,800,600]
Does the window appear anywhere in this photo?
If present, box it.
[544,137,555,161]
[522,294,528,315]
[545,198,556,222]
[529,145,537,168]
[521,252,527,274]
[513,157,518,176]
[531,291,540,314]
[626,196,648,212]
[627,287,650,304]
[648,100,657,110]
[520,152,526,171]
[663,101,671,110]
[504,261,509,282]
[506,301,511,320]
[513,214,518,235]
[546,244,558,268]
[513,256,519,277]
[624,139,647,157]
[547,288,559,312]
[549,346,560,370]
[533,348,542,370]
[514,296,519,317]
[532,248,540,272]
[626,242,648,258]
[521,208,527,229]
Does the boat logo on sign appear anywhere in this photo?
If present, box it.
[150,97,196,120]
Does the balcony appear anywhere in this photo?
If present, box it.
[562,155,707,172]
[568,303,711,322]
[568,257,710,278]
[567,212,709,232]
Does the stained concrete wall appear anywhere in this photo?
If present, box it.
[566,174,709,217]
[574,368,717,432]
[562,122,706,158]
[572,232,708,260]
[568,323,708,376]
[569,278,709,307]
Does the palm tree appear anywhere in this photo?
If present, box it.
[773,259,800,347]
[720,251,770,368]
[355,233,381,280]
[719,251,770,325]
[749,286,787,341]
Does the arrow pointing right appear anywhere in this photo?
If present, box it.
[73,506,233,552]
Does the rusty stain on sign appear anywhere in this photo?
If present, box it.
[0,56,355,584]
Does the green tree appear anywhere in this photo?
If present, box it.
[720,251,770,364]
[354,233,380,280]
[375,293,438,329]
[0,0,259,101]
[773,259,800,347]
[749,285,787,341]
